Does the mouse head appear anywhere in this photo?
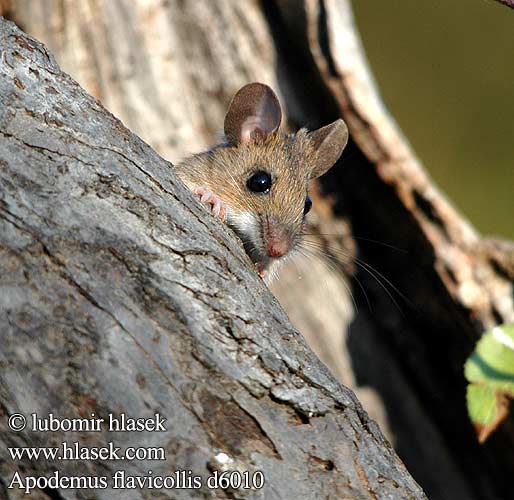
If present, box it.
[207,83,348,277]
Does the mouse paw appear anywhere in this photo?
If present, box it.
[193,186,226,221]
[254,262,268,280]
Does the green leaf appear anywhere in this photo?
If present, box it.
[464,323,514,443]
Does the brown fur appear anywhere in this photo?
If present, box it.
[175,130,316,233]
[173,83,347,279]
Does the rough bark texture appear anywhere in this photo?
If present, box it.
[2,1,514,499]
[0,17,428,500]
[4,0,368,429]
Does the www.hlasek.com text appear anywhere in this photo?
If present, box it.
[8,441,165,461]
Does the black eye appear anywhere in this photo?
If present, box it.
[303,195,312,215]
[247,171,272,193]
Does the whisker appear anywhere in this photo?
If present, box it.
[296,244,359,314]
[351,257,412,317]
[300,237,413,315]
[352,236,408,253]
[302,232,407,253]
[299,243,370,313]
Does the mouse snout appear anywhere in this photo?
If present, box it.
[263,217,292,258]
[266,238,289,258]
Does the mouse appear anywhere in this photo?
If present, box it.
[174,82,348,282]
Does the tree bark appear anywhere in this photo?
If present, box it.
[0,17,428,500]
[2,1,514,499]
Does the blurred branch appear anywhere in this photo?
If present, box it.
[494,0,514,10]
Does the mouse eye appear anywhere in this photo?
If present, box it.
[247,171,272,193]
[303,195,312,215]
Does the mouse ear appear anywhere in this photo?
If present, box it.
[224,83,282,145]
[308,119,348,179]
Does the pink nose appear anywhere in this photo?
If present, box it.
[266,239,289,258]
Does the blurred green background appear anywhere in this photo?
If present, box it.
[352,0,513,239]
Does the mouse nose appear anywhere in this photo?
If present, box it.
[263,216,292,258]
[266,238,289,258]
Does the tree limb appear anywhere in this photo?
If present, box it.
[494,0,514,11]
[0,18,427,500]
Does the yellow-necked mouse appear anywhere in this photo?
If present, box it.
[175,82,348,282]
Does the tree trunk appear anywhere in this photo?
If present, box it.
[0,16,428,500]
[2,0,514,499]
